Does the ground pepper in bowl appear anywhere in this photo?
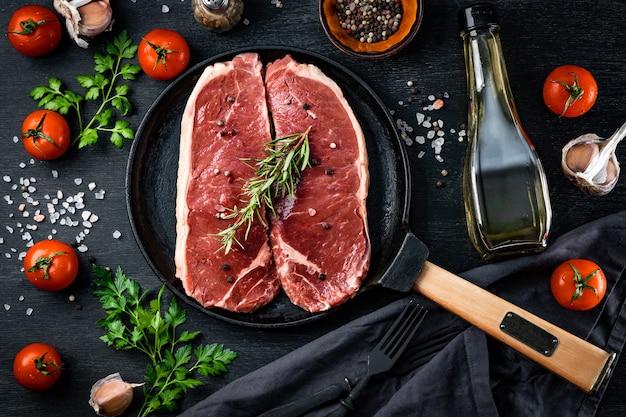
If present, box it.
[335,0,403,43]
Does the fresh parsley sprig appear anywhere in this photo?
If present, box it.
[215,126,312,253]
[93,265,237,417]
[30,30,141,148]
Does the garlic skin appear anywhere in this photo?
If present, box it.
[54,0,114,48]
[89,372,142,417]
[561,122,626,196]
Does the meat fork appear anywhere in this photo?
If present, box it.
[327,302,427,417]
[257,325,458,417]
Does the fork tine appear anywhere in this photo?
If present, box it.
[376,302,415,349]
[377,303,422,350]
[391,308,427,359]
[381,304,427,360]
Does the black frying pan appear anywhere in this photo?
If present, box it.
[126,46,411,328]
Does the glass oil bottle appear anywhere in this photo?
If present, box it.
[459,3,552,260]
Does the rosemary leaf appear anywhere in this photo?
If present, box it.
[215,127,312,253]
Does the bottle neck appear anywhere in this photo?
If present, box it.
[461,24,507,95]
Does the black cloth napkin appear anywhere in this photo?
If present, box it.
[179,211,626,417]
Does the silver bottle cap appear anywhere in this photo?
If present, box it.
[202,0,229,13]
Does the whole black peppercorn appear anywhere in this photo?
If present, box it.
[335,0,404,43]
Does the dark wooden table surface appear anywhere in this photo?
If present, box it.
[1,1,625,416]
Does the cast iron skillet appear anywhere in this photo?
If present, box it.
[126,46,412,327]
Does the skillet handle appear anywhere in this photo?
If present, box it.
[413,261,615,394]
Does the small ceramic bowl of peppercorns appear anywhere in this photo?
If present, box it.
[319,0,424,59]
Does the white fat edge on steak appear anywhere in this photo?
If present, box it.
[174,60,233,281]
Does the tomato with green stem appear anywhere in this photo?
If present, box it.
[543,65,598,118]
[22,109,71,160]
[550,259,607,310]
[24,239,79,291]
[7,5,62,57]
[14,343,63,391]
[138,29,190,81]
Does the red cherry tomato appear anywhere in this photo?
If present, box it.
[22,110,71,160]
[550,259,607,311]
[24,239,79,291]
[7,5,62,57]
[543,65,598,118]
[138,28,191,81]
[14,343,63,391]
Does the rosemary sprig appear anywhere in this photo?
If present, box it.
[216,126,312,253]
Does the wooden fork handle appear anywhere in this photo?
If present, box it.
[413,261,615,393]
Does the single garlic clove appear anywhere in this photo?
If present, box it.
[89,372,142,417]
[54,0,114,48]
[564,139,600,173]
[561,123,625,196]
[78,0,113,38]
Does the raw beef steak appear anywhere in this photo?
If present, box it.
[264,55,371,312]
[175,53,280,312]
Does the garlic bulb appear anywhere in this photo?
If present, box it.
[561,121,626,196]
[89,372,142,417]
[54,0,114,48]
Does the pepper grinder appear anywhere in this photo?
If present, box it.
[192,0,244,33]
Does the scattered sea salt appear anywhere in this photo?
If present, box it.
[2,164,107,259]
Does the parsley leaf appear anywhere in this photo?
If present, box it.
[29,30,142,149]
[93,265,237,417]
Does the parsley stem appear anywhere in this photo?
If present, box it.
[93,265,238,416]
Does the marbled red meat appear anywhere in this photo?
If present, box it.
[176,53,370,313]
[175,53,280,312]
[264,55,370,312]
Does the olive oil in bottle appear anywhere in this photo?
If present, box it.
[459,3,552,260]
